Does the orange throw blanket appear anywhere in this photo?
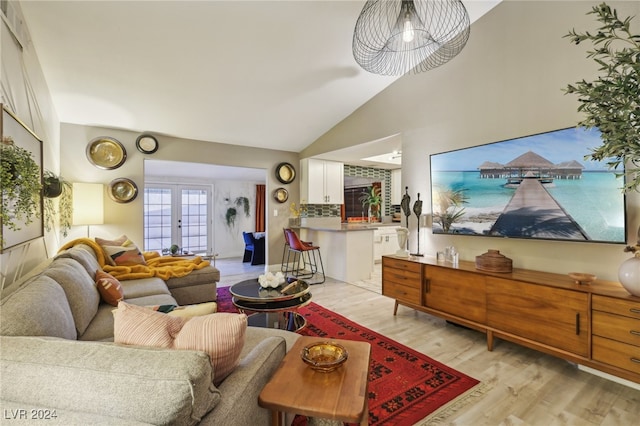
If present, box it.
[58,238,211,281]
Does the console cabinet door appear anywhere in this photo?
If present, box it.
[424,266,486,323]
[487,277,588,356]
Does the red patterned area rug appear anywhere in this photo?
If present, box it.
[216,287,480,425]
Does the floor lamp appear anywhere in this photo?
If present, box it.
[72,183,104,238]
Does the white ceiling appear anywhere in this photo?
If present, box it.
[18,0,500,166]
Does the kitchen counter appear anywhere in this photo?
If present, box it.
[297,222,400,232]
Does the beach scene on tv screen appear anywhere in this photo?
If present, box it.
[430,127,626,243]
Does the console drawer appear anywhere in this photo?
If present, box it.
[382,257,421,274]
[592,311,640,347]
[592,336,640,374]
[593,295,640,320]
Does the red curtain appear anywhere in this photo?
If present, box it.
[255,184,266,232]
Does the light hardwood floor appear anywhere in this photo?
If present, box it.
[217,260,640,425]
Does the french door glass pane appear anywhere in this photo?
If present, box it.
[181,188,208,254]
[144,188,172,252]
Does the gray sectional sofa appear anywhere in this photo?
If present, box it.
[0,243,299,425]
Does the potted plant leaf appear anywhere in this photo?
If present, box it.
[43,170,72,237]
[0,136,42,246]
[565,2,640,192]
[359,186,382,221]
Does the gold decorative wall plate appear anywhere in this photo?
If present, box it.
[108,178,138,203]
[275,162,296,184]
[274,188,289,203]
[86,137,126,170]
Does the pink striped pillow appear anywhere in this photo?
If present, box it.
[113,302,186,348]
[175,313,247,385]
[113,302,247,385]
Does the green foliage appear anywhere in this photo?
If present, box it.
[224,197,250,228]
[225,207,237,227]
[235,196,250,217]
[432,187,468,233]
[359,186,382,218]
[564,2,640,191]
[0,139,42,247]
[43,171,72,237]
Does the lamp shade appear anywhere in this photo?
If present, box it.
[353,0,470,76]
[72,183,104,226]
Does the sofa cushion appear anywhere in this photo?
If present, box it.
[96,235,147,266]
[78,304,119,342]
[114,301,186,348]
[166,264,220,291]
[0,276,77,339]
[0,336,221,425]
[95,270,124,306]
[43,257,100,335]
[120,276,170,299]
[55,243,101,280]
[124,293,178,307]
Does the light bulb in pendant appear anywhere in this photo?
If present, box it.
[402,13,414,43]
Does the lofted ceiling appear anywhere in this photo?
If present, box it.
[18,0,500,167]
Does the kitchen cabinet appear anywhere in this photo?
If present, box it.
[373,226,399,262]
[300,158,344,204]
[391,169,402,205]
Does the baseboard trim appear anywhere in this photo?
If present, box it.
[578,364,640,390]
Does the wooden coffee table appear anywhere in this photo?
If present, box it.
[258,336,371,426]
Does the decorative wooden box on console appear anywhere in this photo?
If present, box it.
[382,255,640,384]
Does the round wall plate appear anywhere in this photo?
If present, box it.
[87,137,127,170]
[108,178,138,203]
[275,162,296,184]
[136,133,159,154]
[274,187,289,203]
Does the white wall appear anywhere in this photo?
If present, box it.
[1,11,60,287]
[302,1,640,282]
[59,123,299,268]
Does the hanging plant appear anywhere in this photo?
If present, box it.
[235,196,250,217]
[564,2,640,191]
[224,196,250,228]
[225,207,237,227]
[43,171,72,237]
[0,137,42,245]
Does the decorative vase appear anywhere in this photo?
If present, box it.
[395,227,409,257]
[618,253,640,297]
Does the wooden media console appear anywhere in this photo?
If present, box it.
[382,255,640,384]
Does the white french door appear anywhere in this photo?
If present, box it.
[143,184,212,254]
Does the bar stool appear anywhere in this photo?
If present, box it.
[283,228,325,284]
[280,228,291,273]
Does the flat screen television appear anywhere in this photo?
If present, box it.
[429,127,626,244]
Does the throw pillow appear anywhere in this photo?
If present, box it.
[95,270,124,306]
[114,302,246,385]
[96,235,147,266]
[167,302,217,318]
[113,302,186,348]
[174,313,247,385]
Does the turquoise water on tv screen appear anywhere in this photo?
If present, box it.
[432,171,625,243]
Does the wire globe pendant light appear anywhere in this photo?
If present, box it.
[353,0,471,76]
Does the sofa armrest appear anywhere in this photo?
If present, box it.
[0,336,220,426]
[199,336,286,426]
